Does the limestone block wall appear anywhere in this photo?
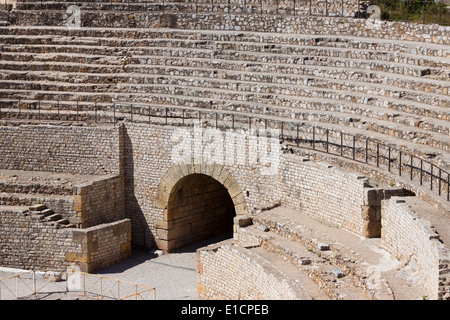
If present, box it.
[0,206,131,272]
[123,123,281,249]
[5,9,449,45]
[0,194,76,221]
[0,207,81,271]
[0,124,123,175]
[280,154,370,236]
[174,14,450,44]
[73,175,126,228]
[381,197,450,300]
[160,173,236,250]
[67,219,132,273]
[196,240,303,300]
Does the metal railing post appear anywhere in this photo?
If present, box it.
[312,126,315,150]
[352,136,356,160]
[365,138,368,164]
[113,103,116,125]
[388,147,391,172]
[420,159,423,185]
[431,165,434,190]
[439,169,442,196]
[165,107,168,125]
[33,271,36,295]
[447,173,449,201]
[376,143,379,167]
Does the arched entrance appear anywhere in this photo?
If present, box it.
[167,174,236,250]
[154,163,247,252]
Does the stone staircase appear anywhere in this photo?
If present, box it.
[0,27,449,171]
[234,206,426,300]
[0,170,89,228]
[28,203,75,229]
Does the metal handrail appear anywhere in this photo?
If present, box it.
[1,99,449,202]
[0,270,156,300]
[68,270,156,300]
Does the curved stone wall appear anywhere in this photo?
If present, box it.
[197,240,308,300]
[381,197,450,300]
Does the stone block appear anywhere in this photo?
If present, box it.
[318,243,330,251]
[332,268,345,278]
[44,271,63,282]
[29,204,46,211]
[364,188,383,207]
[234,215,252,227]
[298,257,312,265]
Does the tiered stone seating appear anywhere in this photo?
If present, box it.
[0,27,449,171]
[1,0,449,300]
[210,205,432,299]
[0,169,107,228]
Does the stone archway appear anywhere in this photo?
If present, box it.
[154,163,248,252]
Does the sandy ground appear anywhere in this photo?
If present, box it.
[0,234,230,300]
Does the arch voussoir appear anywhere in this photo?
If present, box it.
[156,163,248,216]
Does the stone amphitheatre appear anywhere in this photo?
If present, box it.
[0,0,449,301]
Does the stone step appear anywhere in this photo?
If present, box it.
[0,71,447,113]
[1,61,447,105]
[0,26,444,59]
[239,225,373,300]
[238,219,394,300]
[1,88,449,155]
[1,100,449,173]
[1,43,447,86]
[248,245,330,300]
[247,208,403,299]
[0,180,74,196]
[44,213,62,222]
[0,29,450,69]
[55,218,69,225]
[1,80,449,123]
[28,203,47,211]
[0,78,446,117]
[2,41,447,76]
[40,208,55,217]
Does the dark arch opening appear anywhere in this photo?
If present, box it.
[167,173,236,251]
